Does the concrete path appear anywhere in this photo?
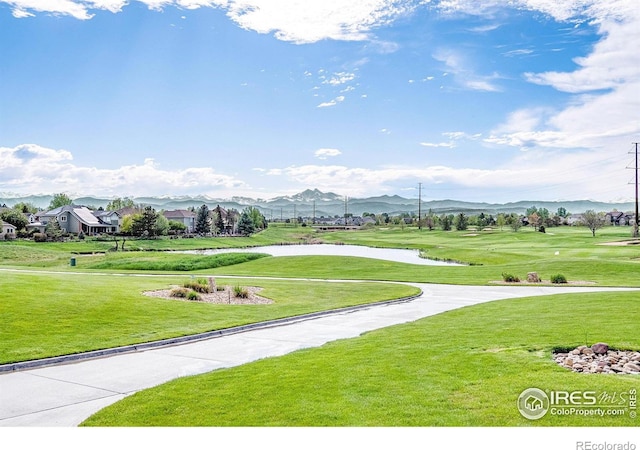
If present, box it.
[0,283,635,427]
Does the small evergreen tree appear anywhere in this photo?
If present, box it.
[238,210,256,236]
[131,206,158,237]
[214,210,225,235]
[195,204,211,234]
[440,214,452,231]
[45,217,63,240]
[454,213,468,231]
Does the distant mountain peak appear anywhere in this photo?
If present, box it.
[274,189,344,202]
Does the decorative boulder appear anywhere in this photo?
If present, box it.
[591,342,609,355]
[527,272,541,283]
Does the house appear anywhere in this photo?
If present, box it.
[605,211,633,226]
[28,205,115,235]
[1,220,16,240]
[163,209,196,233]
[92,210,121,233]
[212,205,240,234]
[566,214,584,226]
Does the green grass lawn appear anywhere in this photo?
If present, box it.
[0,271,419,364]
[82,291,640,427]
[3,225,639,285]
[3,224,640,426]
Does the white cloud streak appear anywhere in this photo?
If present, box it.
[317,95,345,108]
[432,48,502,92]
[0,144,249,197]
[314,148,342,159]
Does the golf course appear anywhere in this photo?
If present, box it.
[1,223,639,426]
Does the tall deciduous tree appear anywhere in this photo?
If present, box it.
[107,197,135,211]
[245,206,267,231]
[12,202,37,214]
[0,209,28,230]
[581,210,606,237]
[48,193,73,210]
[508,213,523,232]
[154,214,169,236]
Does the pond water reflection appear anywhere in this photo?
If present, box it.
[182,244,461,266]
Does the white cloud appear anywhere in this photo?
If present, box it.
[3,0,417,43]
[432,48,502,92]
[2,0,95,19]
[524,11,640,93]
[260,146,635,201]
[420,141,455,148]
[322,71,357,86]
[488,3,640,152]
[317,95,345,108]
[0,144,249,197]
[314,148,342,159]
[11,8,33,17]
[420,131,481,148]
[217,0,417,44]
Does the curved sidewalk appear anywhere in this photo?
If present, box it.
[0,283,635,426]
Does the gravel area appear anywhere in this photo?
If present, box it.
[143,285,273,305]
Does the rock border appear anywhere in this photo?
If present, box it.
[554,343,640,374]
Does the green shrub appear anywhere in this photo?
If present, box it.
[501,272,520,283]
[33,233,47,242]
[170,287,190,298]
[187,291,201,301]
[233,285,249,298]
[88,252,268,271]
[550,274,567,284]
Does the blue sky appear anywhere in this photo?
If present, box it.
[1,0,638,202]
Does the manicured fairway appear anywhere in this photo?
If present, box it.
[201,226,640,285]
[82,291,640,427]
[0,271,419,364]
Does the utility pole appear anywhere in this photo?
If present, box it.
[418,182,422,230]
[634,143,639,237]
[344,196,349,226]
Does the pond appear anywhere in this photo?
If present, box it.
[180,244,462,266]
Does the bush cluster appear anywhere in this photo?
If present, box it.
[183,278,212,293]
[170,287,190,298]
[233,285,249,298]
[170,286,202,301]
[550,274,568,284]
[501,273,520,283]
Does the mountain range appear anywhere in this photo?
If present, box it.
[0,189,635,218]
